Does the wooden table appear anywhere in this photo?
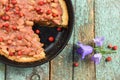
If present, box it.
[0,0,120,80]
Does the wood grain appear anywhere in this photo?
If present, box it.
[73,0,96,80]
[6,63,49,80]
[50,0,75,80]
[95,0,120,80]
[0,0,120,80]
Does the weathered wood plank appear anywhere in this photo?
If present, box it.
[95,0,120,80]
[73,0,95,80]
[50,0,75,80]
[6,63,49,80]
[0,63,5,80]
[50,42,73,80]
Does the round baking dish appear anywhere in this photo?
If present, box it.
[0,0,74,67]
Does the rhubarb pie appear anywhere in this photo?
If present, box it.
[0,0,68,62]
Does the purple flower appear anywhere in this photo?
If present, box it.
[93,37,104,47]
[91,53,102,64]
[77,42,93,59]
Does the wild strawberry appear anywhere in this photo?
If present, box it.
[38,10,43,14]
[73,62,79,67]
[35,7,41,12]
[52,13,58,17]
[5,28,10,32]
[19,12,24,17]
[106,57,112,62]
[1,16,6,21]
[112,46,118,50]
[14,10,20,14]
[11,0,17,5]
[57,27,62,32]
[48,36,54,42]
[5,6,10,11]
[12,26,17,30]
[35,29,40,34]
[17,36,22,40]
[9,52,14,56]
[3,23,9,28]
[17,51,22,56]
[35,8,43,14]
[38,1,44,5]
[46,10,51,15]
[0,24,3,28]
[0,37,3,42]
[15,6,20,11]
[5,15,10,21]
[108,44,112,48]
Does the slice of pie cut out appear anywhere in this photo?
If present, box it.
[0,0,68,62]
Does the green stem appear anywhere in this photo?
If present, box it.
[93,47,116,54]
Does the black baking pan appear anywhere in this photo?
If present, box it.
[0,0,74,68]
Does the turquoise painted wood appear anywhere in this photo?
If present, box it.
[50,0,75,80]
[73,0,95,80]
[95,0,120,80]
[6,63,49,80]
[0,63,5,80]
[0,0,120,80]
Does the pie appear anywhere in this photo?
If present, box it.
[0,0,68,62]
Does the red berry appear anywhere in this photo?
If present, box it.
[8,4,13,8]
[38,1,44,5]
[35,29,40,34]
[35,7,41,11]
[17,51,22,56]
[5,15,10,21]
[108,44,112,48]
[2,15,10,21]
[12,26,17,30]
[11,0,17,5]
[5,6,10,11]
[9,52,14,56]
[15,6,20,11]
[46,10,51,15]
[0,24,3,28]
[0,37,3,42]
[35,8,43,14]
[1,16,6,21]
[73,62,79,67]
[38,10,43,14]
[106,57,112,62]
[48,36,54,42]
[112,46,118,50]
[5,28,10,32]
[3,23,9,27]
[19,12,24,17]
[57,27,62,32]
[52,13,58,17]
[17,36,22,40]
[14,10,20,14]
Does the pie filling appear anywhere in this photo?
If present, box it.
[0,0,63,59]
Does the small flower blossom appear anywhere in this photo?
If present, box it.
[91,53,102,64]
[77,42,93,59]
[93,37,104,47]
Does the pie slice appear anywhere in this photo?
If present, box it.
[0,0,68,62]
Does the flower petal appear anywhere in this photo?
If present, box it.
[77,42,93,59]
[91,53,102,64]
[94,37,104,47]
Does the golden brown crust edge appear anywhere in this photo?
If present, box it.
[59,0,69,27]
[0,50,45,62]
